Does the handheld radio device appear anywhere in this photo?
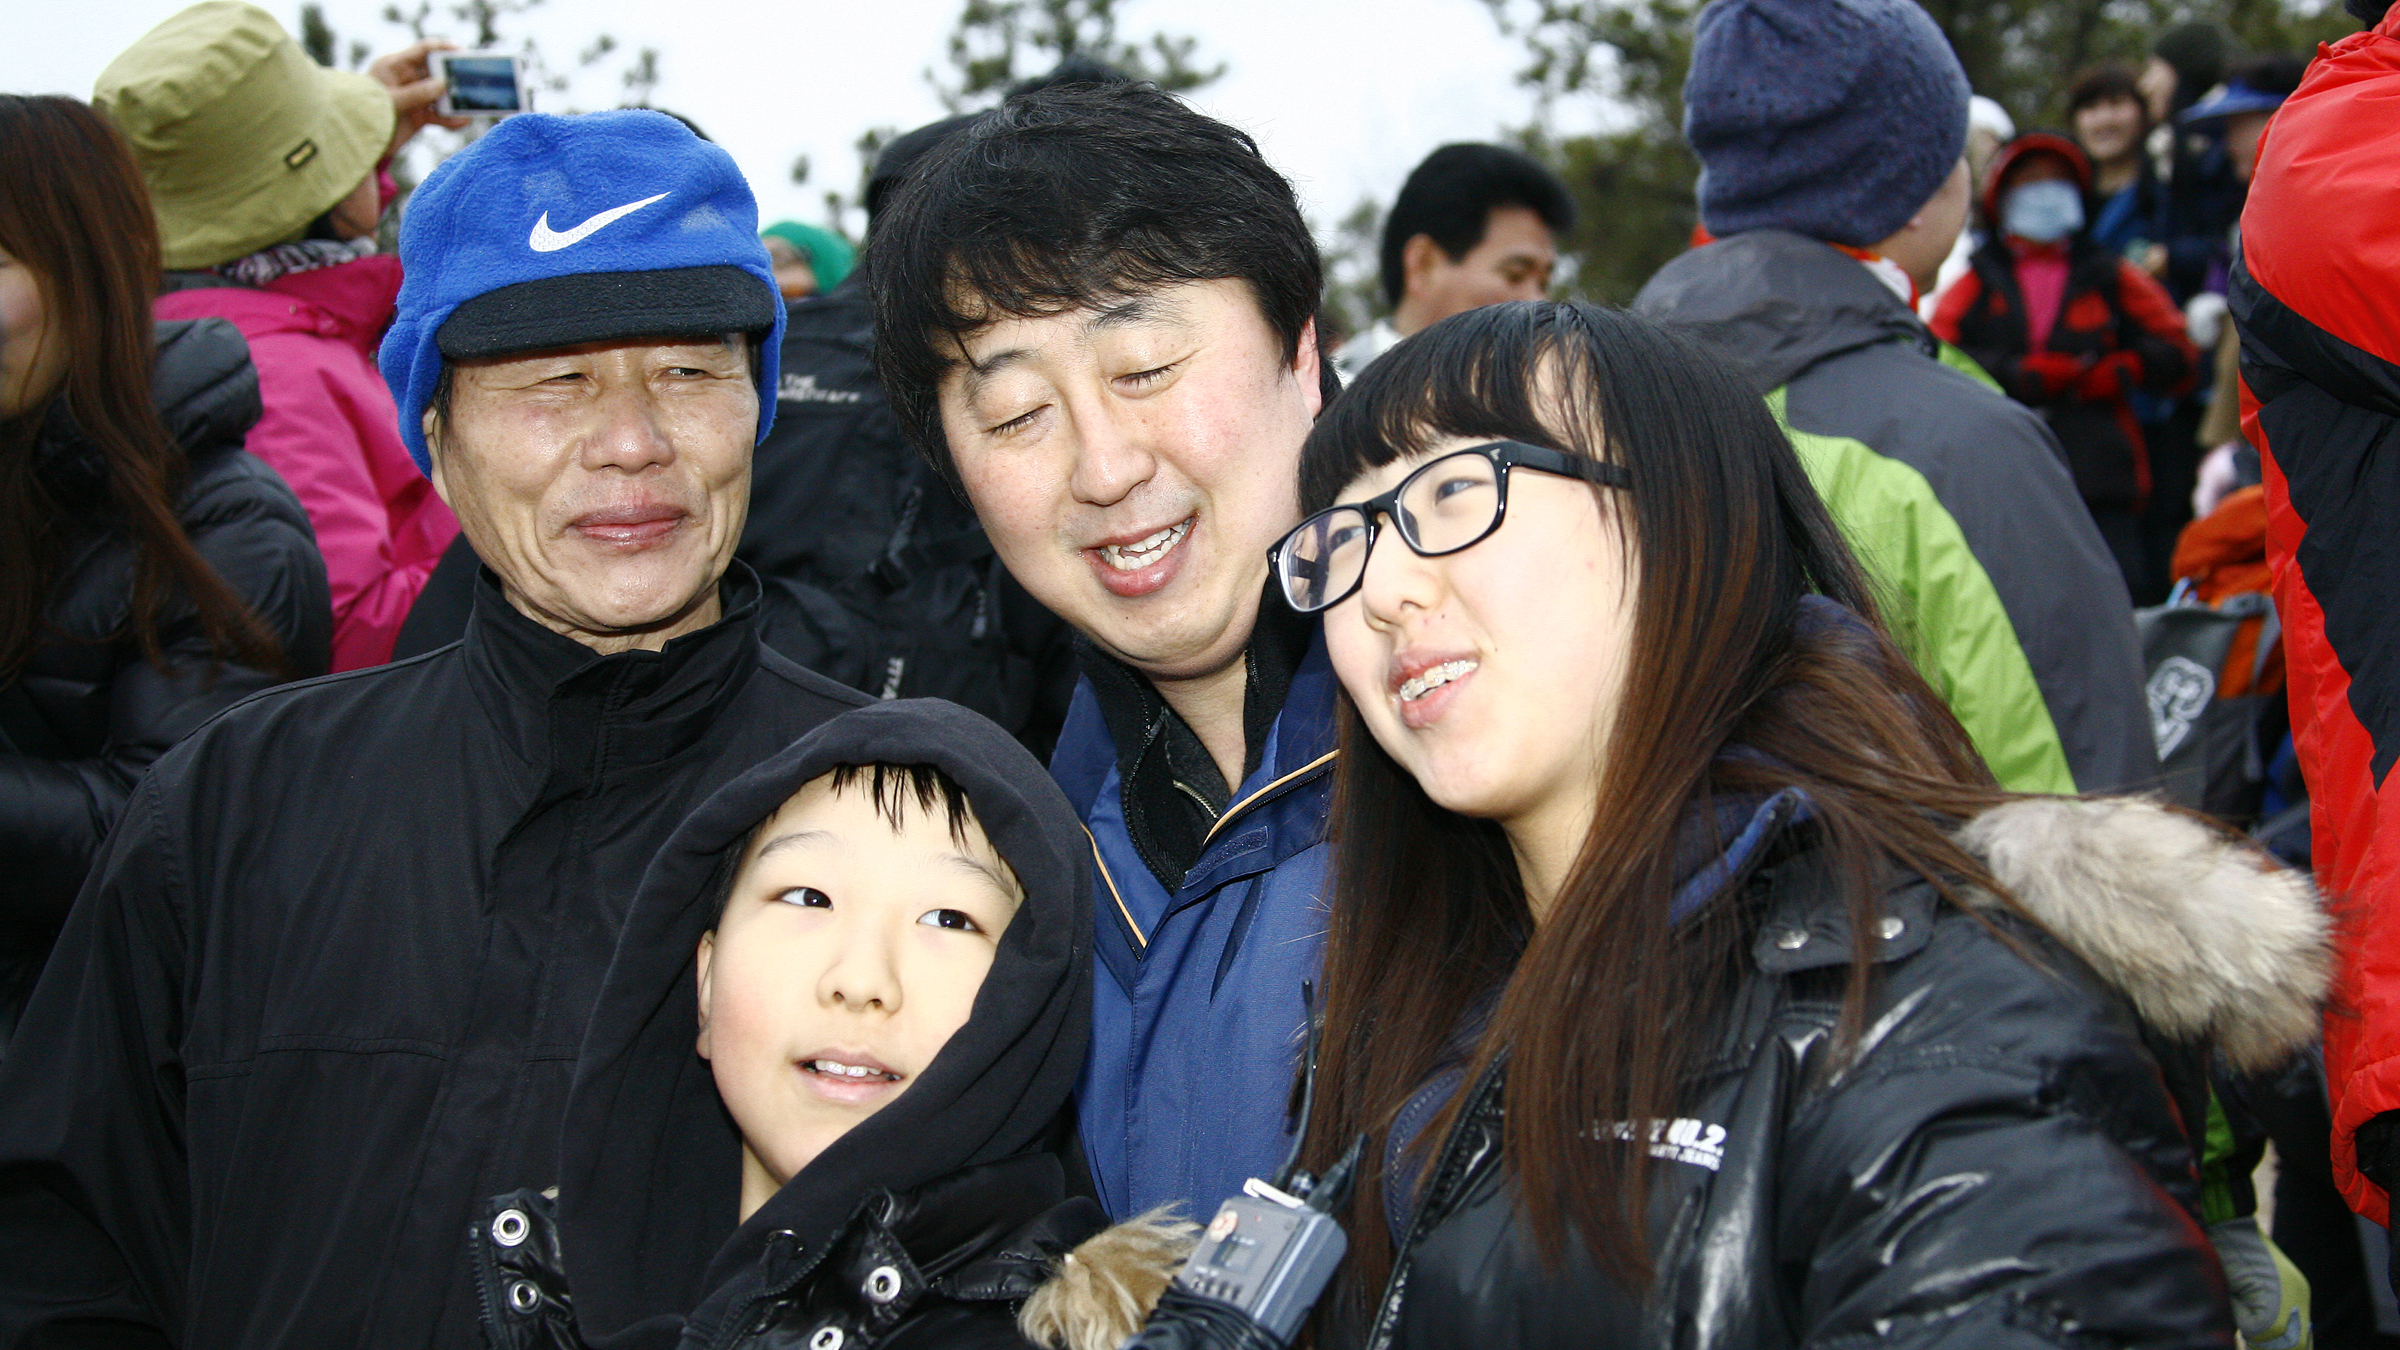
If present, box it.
[1121,987,1365,1350]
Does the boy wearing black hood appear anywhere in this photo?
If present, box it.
[474,701,1189,1350]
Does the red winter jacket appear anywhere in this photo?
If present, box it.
[156,257,458,670]
[2230,5,2400,1222]
[1932,237,2196,510]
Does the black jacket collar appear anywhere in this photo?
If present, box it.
[460,562,769,776]
[480,1154,1105,1350]
[723,1152,1102,1344]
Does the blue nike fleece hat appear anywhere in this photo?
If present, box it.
[380,109,786,474]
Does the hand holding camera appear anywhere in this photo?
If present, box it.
[366,40,472,158]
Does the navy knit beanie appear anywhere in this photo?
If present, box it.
[1685,0,1971,248]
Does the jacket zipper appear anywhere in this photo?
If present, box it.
[704,1235,832,1350]
[1086,826,1148,950]
[1198,751,1336,850]
[471,1224,508,1350]
[1365,1056,1509,1350]
[1090,749,1338,955]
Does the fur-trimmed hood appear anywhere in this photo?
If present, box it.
[1956,795,2331,1072]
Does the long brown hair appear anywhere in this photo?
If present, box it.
[1295,302,2016,1311]
[0,94,280,679]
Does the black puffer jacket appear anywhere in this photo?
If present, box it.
[1359,796,2329,1350]
[0,318,330,1047]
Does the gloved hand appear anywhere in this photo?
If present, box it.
[2354,1110,2400,1305]
[2209,1215,2312,1350]
[2073,351,2144,401]
[1119,1285,1290,1350]
[2015,350,2087,399]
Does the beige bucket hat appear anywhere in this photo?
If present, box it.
[93,1,394,270]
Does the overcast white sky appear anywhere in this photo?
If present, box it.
[5,0,1601,245]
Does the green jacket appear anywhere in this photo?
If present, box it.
[1772,389,2076,794]
[1637,230,2157,794]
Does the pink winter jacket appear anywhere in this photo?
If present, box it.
[155,257,458,670]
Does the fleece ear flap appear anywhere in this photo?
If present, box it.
[1018,1207,1198,1350]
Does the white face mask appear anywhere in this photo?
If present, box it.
[2003,179,2085,243]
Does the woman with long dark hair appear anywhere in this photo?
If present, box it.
[0,94,330,1051]
[1272,301,2325,1347]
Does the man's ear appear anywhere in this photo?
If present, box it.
[1293,315,1325,419]
[694,931,717,1059]
[423,409,452,507]
[1401,233,1447,301]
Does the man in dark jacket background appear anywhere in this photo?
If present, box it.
[1331,142,1573,383]
[871,83,1339,1222]
[0,110,862,1349]
[740,111,1076,756]
[1634,0,2159,795]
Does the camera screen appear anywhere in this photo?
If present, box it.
[444,57,523,113]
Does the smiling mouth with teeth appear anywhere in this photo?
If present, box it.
[1098,517,1194,571]
[1398,660,1479,703]
[805,1059,900,1082]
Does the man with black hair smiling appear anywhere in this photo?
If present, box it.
[1334,142,1573,382]
[871,82,1337,1222]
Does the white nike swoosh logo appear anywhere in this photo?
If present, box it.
[527,192,670,252]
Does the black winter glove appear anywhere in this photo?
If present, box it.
[1119,1285,1289,1350]
[2355,1110,2400,1303]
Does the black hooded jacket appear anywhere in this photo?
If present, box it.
[0,566,865,1349]
[472,700,1101,1350]
[0,318,331,1047]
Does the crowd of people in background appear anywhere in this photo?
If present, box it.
[1,0,2397,1347]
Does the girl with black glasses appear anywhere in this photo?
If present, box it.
[1270,301,2324,1349]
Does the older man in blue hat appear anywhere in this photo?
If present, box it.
[0,111,865,1349]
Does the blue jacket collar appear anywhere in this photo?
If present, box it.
[1052,619,1337,821]
[1669,787,1810,922]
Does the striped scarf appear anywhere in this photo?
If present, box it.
[214,237,378,289]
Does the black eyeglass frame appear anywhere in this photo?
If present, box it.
[1268,439,1632,614]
